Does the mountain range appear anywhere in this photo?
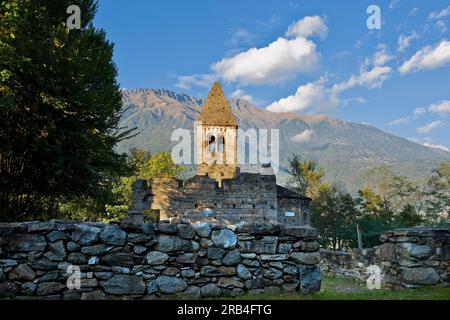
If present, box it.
[117,88,450,194]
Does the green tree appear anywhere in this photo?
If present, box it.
[394,204,423,227]
[137,152,184,180]
[356,165,430,246]
[311,184,359,250]
[424,162,450,225]
[105,149,185,221]
[364,165,423,213]
[0,0,134,220]
[287,154,329,199]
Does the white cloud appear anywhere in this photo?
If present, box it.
[176,16,325,89]
[399,40,450,74]
[267,79,338,113]
[230,89,255,103]
[285,16,328,39]
[370,44,394,66]
[267,46,393,114]
[212,36,319,85]
[416,120,445,133]
[413,107,426,115]
[408,137,449,152]
[342,96,367,106]
[435,20,448,33]
[291,129,314,143]
[332,66,392,93]
[397,31,419,52]
[389,0,400,10]
[363,44,394,68]
[423,143,449,152]
[389,116,410,126]
[389,107,426,126]
[335,44,393,94]
[428,100,450,115]
[388,102,449,126]
[409,8,419,16]
[225,28,258,48]
[289,1,299,9]
[408,137,433,144]
[175,74,215,90]
[211,16,326,86]
[428,6,450,20]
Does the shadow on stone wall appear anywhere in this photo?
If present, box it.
[0,220,321,299]
[320,226,450,288]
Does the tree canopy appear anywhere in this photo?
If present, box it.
[0,0,134,220]
[288,154,449,249]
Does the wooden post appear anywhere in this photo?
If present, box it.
[357,224,363,250]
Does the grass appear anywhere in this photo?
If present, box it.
[227,276,450,300]
[2,275,448,301]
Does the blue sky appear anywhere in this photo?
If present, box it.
[94,0,450,151]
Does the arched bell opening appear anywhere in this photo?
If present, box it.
[217,134,225,164]
[207,134,216,152]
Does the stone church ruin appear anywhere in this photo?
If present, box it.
[130,81,311,226]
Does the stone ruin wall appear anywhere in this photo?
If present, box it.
[319,248,378,280]
[320,227,450,288]
[277,197,310,226]
[149,173,305,226]
[197,164,238,182]
[0,220,321,299]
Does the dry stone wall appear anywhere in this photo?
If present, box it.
[320,227,450,288]
[0,220,321,299]
[319,248,377,280]
[377,227,449,287]
[150,174,279,224]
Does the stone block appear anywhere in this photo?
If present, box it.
[290,252,320,265]
[193,222,212,238]
[71,224,101,245]
[207,247,225,260]
[176,253,198,264]
[200,266,236,277]
[402,267,440,285]
[282,226,318,239]
[236,264,252,280]
[156,235,193,252]
[177,224,196,239]
[145,251,169,265]
[100,226,127,246]
[223,249,241,266]
[201,283,222,297]
[9,234,47,252]
[155,275,187,294]
[101,275,146,295]
[298,265,321,294]
[211,229,238,249]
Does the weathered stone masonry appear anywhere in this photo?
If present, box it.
[145,174,310,226]
[0,220,321,299]
[320,227,450,288]
[377,227,449,287]
[129,81,312,227]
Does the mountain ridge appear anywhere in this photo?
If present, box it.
[117,88,450,193]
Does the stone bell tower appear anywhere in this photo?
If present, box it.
[195,81,238,183]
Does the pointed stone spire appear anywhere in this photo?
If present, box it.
[197,81,237,126]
